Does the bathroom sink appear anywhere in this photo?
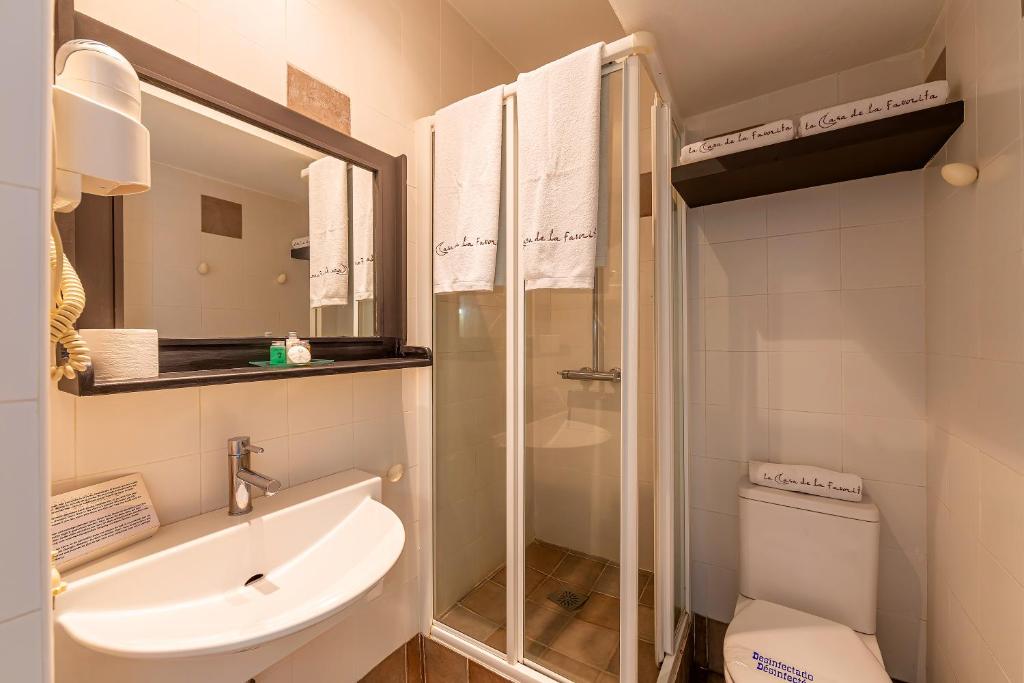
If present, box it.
[54,470,404,682]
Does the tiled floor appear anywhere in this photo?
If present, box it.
[439,540,659,682]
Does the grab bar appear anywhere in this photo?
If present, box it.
[558,367,622,383]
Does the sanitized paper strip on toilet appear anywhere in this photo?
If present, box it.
[50,473,160,571]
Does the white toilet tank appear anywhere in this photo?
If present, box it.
[737,480,881,634]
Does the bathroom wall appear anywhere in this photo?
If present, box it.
[684,51,928,681]
[122,162,311,338]
[51,0,515,680]
[1,1,53,681]
[923,1,1024,682]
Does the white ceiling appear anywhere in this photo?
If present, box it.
[451,0,943,118]
[446,0,627,73]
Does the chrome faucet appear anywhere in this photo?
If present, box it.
[227,436,281,516]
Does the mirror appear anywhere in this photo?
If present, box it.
[121,84,377,339]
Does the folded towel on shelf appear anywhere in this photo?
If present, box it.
[516,42,604,290]
[307,156,349,308]
[678,119,795,165]
[748,461,863,502]
[351,165,374,301]
[798,80,949,137]
[433,84,504,294]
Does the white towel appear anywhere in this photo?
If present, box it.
[516,43,603,290]
[798,81,949,137]
[679,119,795,165]
[352,165,374,301]
[433,84,504,294]
[748,461,863,502]
[308,156,349,308]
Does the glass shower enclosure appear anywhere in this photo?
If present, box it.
[429,47,688,683]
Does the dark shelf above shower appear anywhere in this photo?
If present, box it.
[671,100,964,207]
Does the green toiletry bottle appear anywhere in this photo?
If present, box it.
[270,340,287,365]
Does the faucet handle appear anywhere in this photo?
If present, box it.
[228,435,263,456]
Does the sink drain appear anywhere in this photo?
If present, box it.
[244,573,265,587]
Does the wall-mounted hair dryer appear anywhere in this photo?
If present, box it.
[50,40,150,380]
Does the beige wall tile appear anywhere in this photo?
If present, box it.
[766,291,842,352]
[704,404,770,462]
[768,350,842,413]
[702,196,766,243]
[840,171,923,227]
[201,381,289,451]
[843,415,926,486]
[977,548,1023,682]
[842,286,926,353]
[768,409,842,470]
[841,220,926,290]
[286,375,354,434]
[706,351,768,408]
[843,352,926,419]
[0,186,44,402]
[0,402,43,622]
[978,454,1024,584]
[767,230,841,293]
[704,239,768,297]
[75,388,201,474]
[288,425,354,487]
[704,295,767,351]
[0,611,45,683]
[764,184,840,237]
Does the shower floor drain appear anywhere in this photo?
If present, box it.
[547,589,588,611]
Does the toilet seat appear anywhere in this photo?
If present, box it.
[723,599,889,683]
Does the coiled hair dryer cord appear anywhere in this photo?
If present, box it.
[49,216,89,380]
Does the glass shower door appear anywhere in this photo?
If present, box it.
[519,65,635,683]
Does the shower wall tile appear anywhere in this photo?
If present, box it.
[685,60,928,678]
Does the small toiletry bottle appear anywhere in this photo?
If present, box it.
[286,331,300,349]
[287,343,312,365]
[270,340,287,365]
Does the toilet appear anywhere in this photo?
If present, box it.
[722,480,890,682]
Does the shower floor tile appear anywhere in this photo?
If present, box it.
[437,540,659,682]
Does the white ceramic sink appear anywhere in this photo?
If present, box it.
[54,470,404,682]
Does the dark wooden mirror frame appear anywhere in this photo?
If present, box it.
[55,1,430,395]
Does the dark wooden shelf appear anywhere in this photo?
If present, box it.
[672,101,964,207]
[59,344,431,396]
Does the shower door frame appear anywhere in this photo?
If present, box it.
[427,46,687,683]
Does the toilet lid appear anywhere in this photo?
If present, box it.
[723,600,889,683]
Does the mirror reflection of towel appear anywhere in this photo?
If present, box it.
[308,156,348,308]
[352,166,374,301]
